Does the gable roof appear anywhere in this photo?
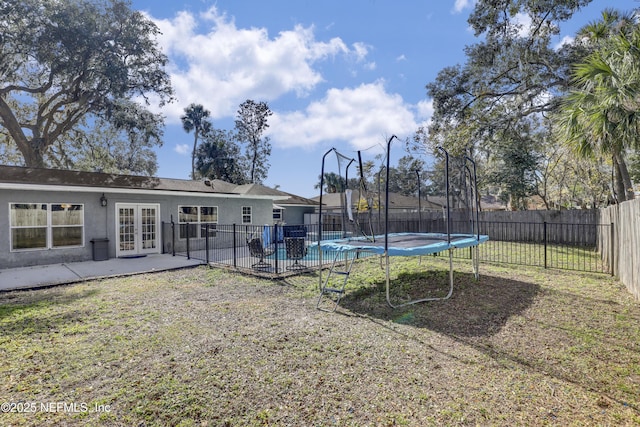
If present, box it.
[0,165,286,200]
[233,183,318,206]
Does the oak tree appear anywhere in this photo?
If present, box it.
[0,0,173,170]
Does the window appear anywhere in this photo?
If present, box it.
[51,204,84,247]
[178,205,218,238]
[199,206,218,237]
[273,208,283,221]
[178,206,198,239]
[242,206,252,224]
[10,203,84,251]
[10,204,47,250]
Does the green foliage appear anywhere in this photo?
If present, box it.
[423,1,635,209]
[627,151,640,190]
[488,129,541,210]
[45,100,164,176]
[181,104,212,180]
[386,155,427,197]
[554,9,640,201]
[315,153,430,201]
[189,99,273,185]
[315,172,346,193]
[235,99,273,184]
[0,0,173,170]
[194,128,246,183]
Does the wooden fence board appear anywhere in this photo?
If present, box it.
[600,201,640,301]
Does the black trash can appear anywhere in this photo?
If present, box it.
[90,238,109,261]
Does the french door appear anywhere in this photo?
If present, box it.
[116,203,160,257]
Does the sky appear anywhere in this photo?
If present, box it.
[129,0,635,198]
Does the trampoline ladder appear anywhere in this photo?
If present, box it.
[316,250,360,312]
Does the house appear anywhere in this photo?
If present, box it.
[0,165,297,269]
[312,190,443,214]
[233,183,318,225]
[480,194,508,211]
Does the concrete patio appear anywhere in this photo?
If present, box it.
[0,254,205,292]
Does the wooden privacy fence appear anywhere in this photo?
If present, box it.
[599,200,640,301]
[323,209,601,243]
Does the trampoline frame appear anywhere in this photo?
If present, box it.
[316,136,489,309]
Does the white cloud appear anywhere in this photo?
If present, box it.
[511,12,532,38]
[147,6,367,123]
[268,81,419,151]
[554,35,574,50]
[415,99,434,126]
[174,143,190,155]
[351,42,370,62]
[396,54,407,62]
[453,0,475,13]
[364,62,377,71]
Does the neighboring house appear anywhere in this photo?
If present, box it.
[314,190,507,215]
[233,183,318,225]
[312,190,443,214]
[0,166,290,269]
[480,194,508,211]
[420,195,507,212]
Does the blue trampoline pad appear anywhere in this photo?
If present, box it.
[313,232,489,257]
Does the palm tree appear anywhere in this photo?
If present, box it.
[556,10,640,201]
[181,104,212,179]
[315,172,346,193]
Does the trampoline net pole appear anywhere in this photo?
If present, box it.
[437,147,451,243]
[318,148,334,292]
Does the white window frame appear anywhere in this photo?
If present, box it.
[178,205,218,239]
[198,206,218,238]
[9,203,85,252]
[242,206,252,224]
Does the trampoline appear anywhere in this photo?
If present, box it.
[315,232,488,309]
[315,136,490,311]
[316,232,489,257]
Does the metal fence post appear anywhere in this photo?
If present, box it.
[186,223,190,260]
[543,221,547,269]
[171,220,175,256]
[161,221,165,255]
[233,224,237,269]
[274,223,279,273]
[205,223,210,264]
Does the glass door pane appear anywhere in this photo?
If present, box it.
[140,207,157,251]
[118,206,136,253]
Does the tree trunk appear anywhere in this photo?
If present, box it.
[613,156,625,202]
[0,98,46,168]
[21,145,46,168]
[614,151,635,201]
[191,133,198,180]
[250,140,258,183]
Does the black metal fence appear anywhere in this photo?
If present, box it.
[160,222,361,277]
[455,221,613,274]
[160,219,613,277]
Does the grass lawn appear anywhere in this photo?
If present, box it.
[0,256,639,426]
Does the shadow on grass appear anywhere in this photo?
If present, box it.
[338,264,640,414]
[339,269,540,338]
[0,287,100,335]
